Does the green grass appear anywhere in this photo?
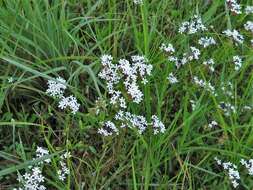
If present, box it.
[1,0,253,189]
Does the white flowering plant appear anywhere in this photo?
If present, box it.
[1,0,253,189]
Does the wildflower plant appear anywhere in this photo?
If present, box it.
[2,0,253,189]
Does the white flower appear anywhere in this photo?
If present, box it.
[203,59,215,72]
[233,56,242,71]
[226,0,242,14]
[190,100,196,111]
[115,111,148,134]
[179,15,207,34]
[151,115,165,134]
[198,37,216,48]
[167,73,178,84]
[219,102,236,116]
[133,0,143,4]
[223,29,244,44]
[46,77,67,98]
[245,6,253,14]
[17,166,46,190]
[8,77,14,83]
[193,76,215,94]
[208,120,218,128]
[98,121,119,136]
[35,146,51,164]
[215,157,240,188]
[58,95,80,114]
[99,54,152,106]
[160,43,175,53]
[57,160,70,181]
[240,158,253,176]
[189,47,201,61]
[244,21,253,32]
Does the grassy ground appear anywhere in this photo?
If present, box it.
[1,0,253,189]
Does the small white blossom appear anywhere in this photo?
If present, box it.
[58,95,80,114]
[215,157,240,188]
[193,76,215,94]
[133,0,143,4]
[188,46,201,61]
[151,115,166,134]
[203,59,215,72]
[99,54,152,106]
[46,77,67,98]
[179,15,207,34]
[167,73,178,84]
[115,111,148,134]
[190,100,197,111]
[17,167,46,190]
[223,29,244,45]
[240,158,253,176]
[233,56,242,71]
[160,43,175,53]
[245,6,253,14]
[244,21,253,32]
[243,105,252,110]
[219,102,236,116]
[35,147,51,164]
[208,120,218,128]
[8,77,14,83]
[98,121,119,136]
[198,37,216,48]
[226,0,242,14]
[57,160,70,181]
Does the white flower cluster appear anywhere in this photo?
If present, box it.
[190,100,197,111]
[223,29,244,45]
[15,147,50,190]
[58,95,80,114]
[232,56,242,71]
[219,102,236,116]
[168,46,201,68]
[226,0,242,14]
[114,111,148,134]
[208,120,218,129]
[193,76,216,95]
[240,159,253,175]
[215,157,240,188]
[160,43,175,53]
[57,152,71,181]
[151,115,165,134]
[198,37,216,48]
[178,15,207,34]
[16,167,46,190]
[15,147,71,190]
[221,82,234,99]
[8,77,14,83]
[98,110,166,136]
[245,6,253,14]
[46,77,66,98]
[203,59,215,72]
[46,77,80,114]
[133,0,143,5]
[244,21,253,32]
[98,54,152,106]
[98,121,119,136]
[167,73,178,84]
[188,46,201,61]
[34,147,51,164]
